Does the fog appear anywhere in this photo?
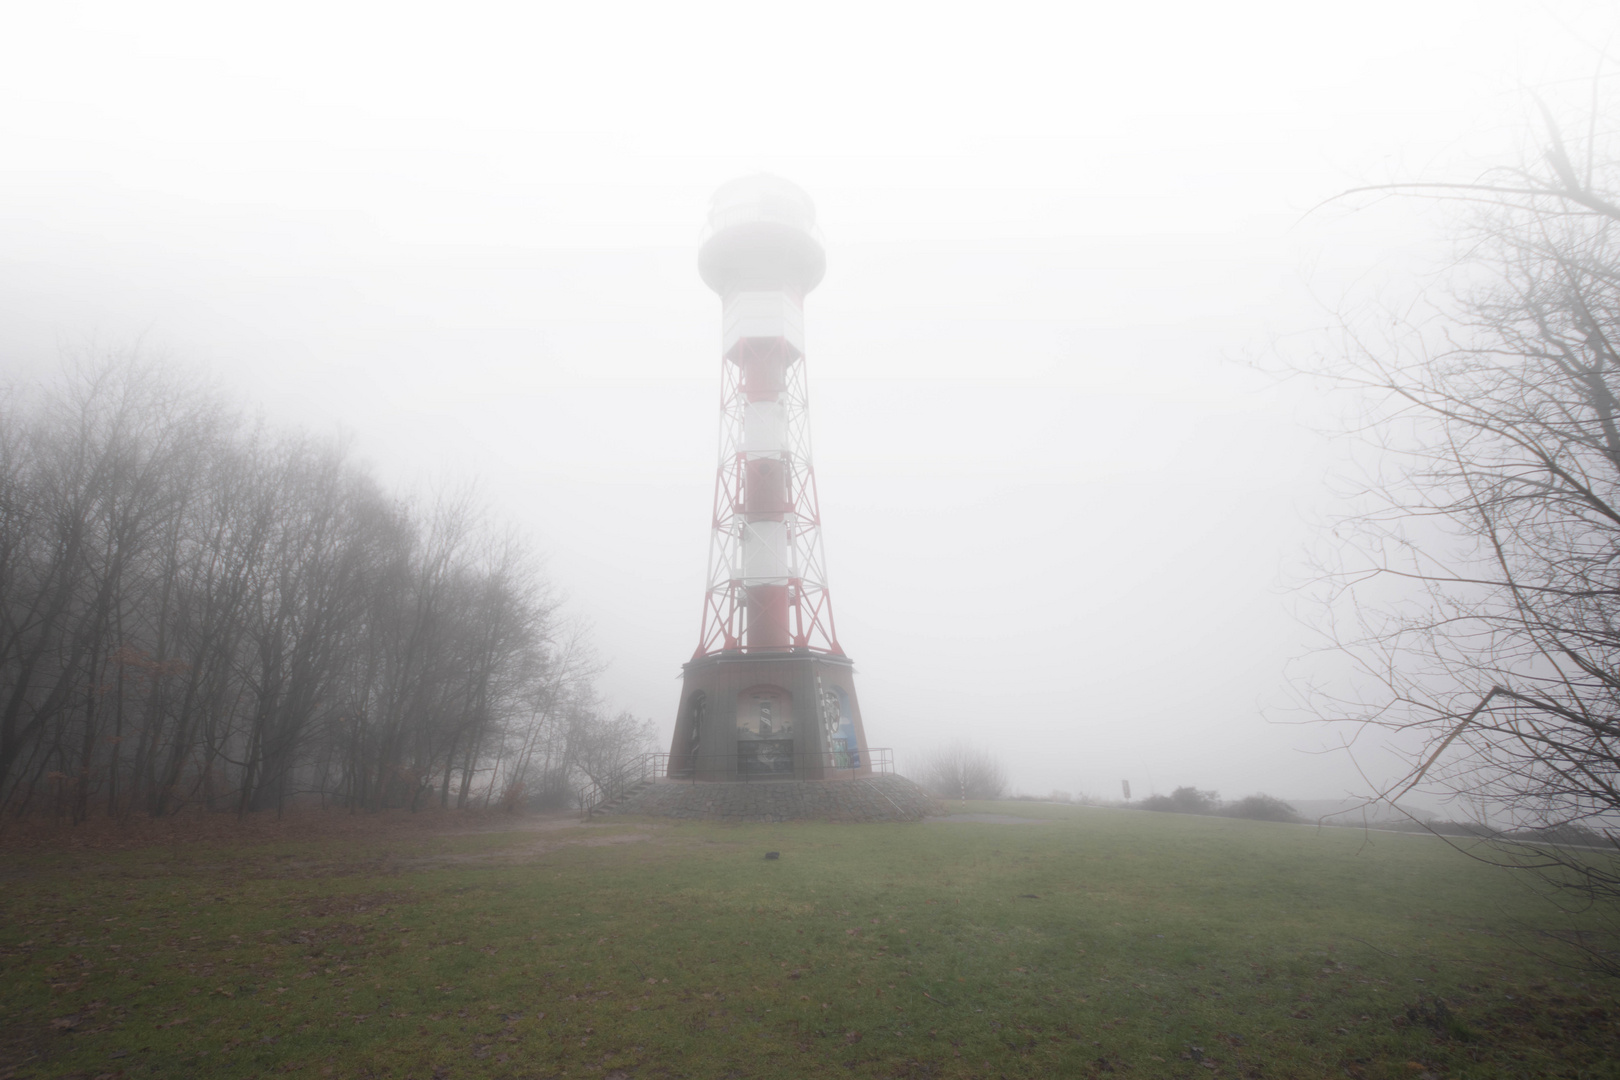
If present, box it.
[3,1,1614,803]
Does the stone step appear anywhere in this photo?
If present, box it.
[595,778,654,813]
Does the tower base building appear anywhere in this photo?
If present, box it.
[670,652,869,782]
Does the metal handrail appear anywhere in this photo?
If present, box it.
[579,752,668,818]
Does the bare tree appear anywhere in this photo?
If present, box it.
[570,708,657,795]
[1306,94,1620,972]
[918,742,1007,801]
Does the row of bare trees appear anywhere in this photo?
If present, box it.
[0,361,651,821]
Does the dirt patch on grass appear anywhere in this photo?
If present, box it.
[283,890,416,918]
[0,805,586,855]
[381,829,663,871]
[576,830,662,846]
[1432,986,1620,1074]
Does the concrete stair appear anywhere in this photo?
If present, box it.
[592,778,654,815]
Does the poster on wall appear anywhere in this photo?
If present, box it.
[737,687,792,737]
[820,684,859,768]
[738,740,795,775]
[737,687,795,775]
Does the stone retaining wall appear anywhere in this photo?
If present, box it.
[603,773,938,823]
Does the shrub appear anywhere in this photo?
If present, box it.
[1139,786,1220,815]
[1219,794,1301,824]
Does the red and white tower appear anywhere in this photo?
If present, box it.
[669,176,870,781]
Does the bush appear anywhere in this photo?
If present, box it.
[1219,794,1301,824]
[1136,789,1303,823]
[1139,786,1220,815]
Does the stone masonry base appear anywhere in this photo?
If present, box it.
[603,773,937,823]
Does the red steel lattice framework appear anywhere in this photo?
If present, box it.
[693,325,843,657]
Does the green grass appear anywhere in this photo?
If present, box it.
[3,802,1619,1079]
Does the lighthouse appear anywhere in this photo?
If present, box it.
[668,176,871,781]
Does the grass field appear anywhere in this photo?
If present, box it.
[3,801,1618,1079]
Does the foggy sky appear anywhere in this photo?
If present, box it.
[3,0,1616,801]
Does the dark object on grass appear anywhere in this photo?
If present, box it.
[764,852,780,860]
[1018,893,1038,899]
